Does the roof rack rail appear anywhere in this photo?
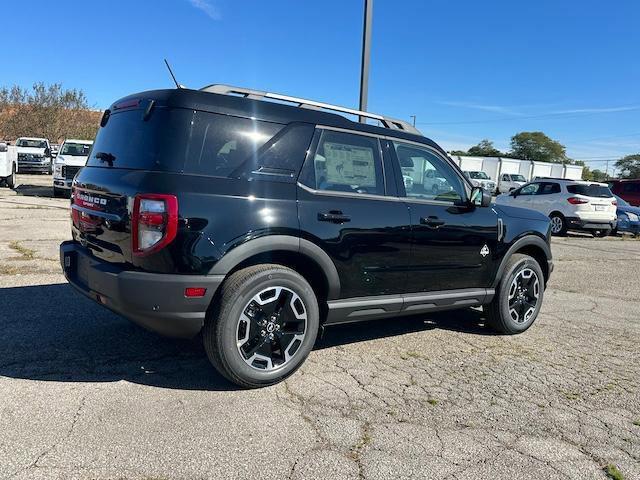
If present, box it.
[199,84,422,136]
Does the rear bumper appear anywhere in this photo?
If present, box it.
[566,217,616,231]
[60,241,224,338]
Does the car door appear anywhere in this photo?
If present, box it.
[388,140,499,292]
[511,182,540,210]
[297,128,411,299]
[534,182,561,215]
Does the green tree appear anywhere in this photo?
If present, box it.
[449,149,468,156]
[590,169,609,182]
[510,131,567,163]
[467,139,502,157]
[615,154,640,179]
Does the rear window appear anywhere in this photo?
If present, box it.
[566,184,613,198]
[87,107,312,179]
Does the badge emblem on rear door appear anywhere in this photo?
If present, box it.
[480,244,490,257]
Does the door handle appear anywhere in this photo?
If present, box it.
[318,211,351,224]
[420,216,445,228]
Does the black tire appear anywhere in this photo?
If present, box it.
[484,254,544,335]
[5,165,16,189]
[53,187,65,198]
[592,229,611,238]
[203,264,319,388]
[549,212,567,236]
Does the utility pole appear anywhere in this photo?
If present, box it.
[410,115,416,127]
[358,0,373,123]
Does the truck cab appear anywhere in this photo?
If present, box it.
[53,139,93,197]
[15,137,52,174]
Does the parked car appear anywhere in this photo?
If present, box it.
[60,84,553,388]
[463,170,496,193]
[53,139,93,197]
[50,143,60,159]
[608,179,640,207]
[498,173,527,194]
[15,137,52,174]
[496,179,617,237]
[612,195,640,236]
[0,142,17,188]
[422,168,452,194]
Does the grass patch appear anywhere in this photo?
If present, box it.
[8,241,36,259]
[400,351,423,360]
[603,464,625,480]
[0,264,20,275]
[427,398,439,406]
[633,419,640,427]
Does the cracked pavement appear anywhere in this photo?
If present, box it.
[1,175,639,479]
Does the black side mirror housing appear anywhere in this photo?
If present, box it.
[470,187,492,208]
[44,147,51,157]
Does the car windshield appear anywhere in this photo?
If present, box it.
[60,142,92,156]
[17,139,47,148]
[615,195,630,206]
[469,171,489,179]
[511,174,526,182]
[567,184,613,198]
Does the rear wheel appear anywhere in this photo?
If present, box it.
[485,254,544,334]
[203,264,319,388]
[5,165,16,189]
[592,229,611,238]
[549,213,567,236]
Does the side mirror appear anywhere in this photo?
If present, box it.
[44,147,51,157]
[510,190,518,197]
[470,187,491,208]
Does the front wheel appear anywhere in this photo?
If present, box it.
[5,165,16,189]
[484,254,544,334]
[203,264,319,388]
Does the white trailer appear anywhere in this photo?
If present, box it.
[458,156,484,172]
[498,158,522,176]
[564,164,584,180]
[550,163,564,178]
[531,161,554,179]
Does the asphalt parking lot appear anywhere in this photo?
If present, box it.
[1,174,638,480]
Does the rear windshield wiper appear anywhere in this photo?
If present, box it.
[95,152,116,165]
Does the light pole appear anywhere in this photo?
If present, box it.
[358,0,373,123]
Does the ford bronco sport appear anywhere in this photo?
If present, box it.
[60,85,553,388]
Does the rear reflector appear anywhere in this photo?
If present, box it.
[567,197,588,205]
[185,287,207,298]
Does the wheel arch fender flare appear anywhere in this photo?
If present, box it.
[492,235,552,288]
[208,235,341,299]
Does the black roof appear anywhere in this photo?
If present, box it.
[111,88,445,154]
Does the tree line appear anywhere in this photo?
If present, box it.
[450,132,640,181]
[0,83,101,143]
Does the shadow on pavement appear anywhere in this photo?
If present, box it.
[14,182,56,199]
[0,283,493,391]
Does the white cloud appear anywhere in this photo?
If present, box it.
[550,106,640,114]
[188,0,221,20]
[437,101,521,116]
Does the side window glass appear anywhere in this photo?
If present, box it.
[312,130,384,195]
[502,174,509,181]
[519,183,540,195]
[393,142,465,203]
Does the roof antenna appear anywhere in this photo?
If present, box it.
[164,59,185,89]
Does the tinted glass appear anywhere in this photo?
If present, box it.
[17,139,47,148]
[622,183,640,193]
[566,184,613,198]
[61,142,92,156]
[518,183,540,195]
[394,142,465,203]
[311,130,384,195]
[537,182,561,195]
[87,107,283,177]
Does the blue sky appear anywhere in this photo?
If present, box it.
[4,0,639,171]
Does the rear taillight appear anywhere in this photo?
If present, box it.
[567,197,588,205]
[132,194,178,256]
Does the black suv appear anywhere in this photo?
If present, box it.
[60,85,553,388]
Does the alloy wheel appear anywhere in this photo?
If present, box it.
[236,286,307,371]
[508,267,540,324]
[550,216,563,234]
